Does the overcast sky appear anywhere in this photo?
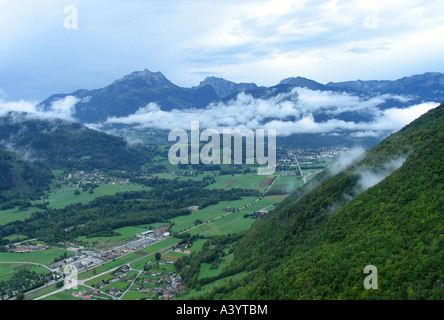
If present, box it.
[1,0,444,101]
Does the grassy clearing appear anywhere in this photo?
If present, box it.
[174,271,249,300]
[0,247,72,265]
[198,252,234,279]
[121,291,150,300]
[0,263,51,282]
[169,196,257,233]
[187,239,207,253]
[42,182,149,209]
[161,251,184,262]
[206,173,277,191]
[152,173,206,181]
[2,234,28,241]
[266,175,305,195]
[202,218,257,237]
[185,195,281,237]
[105,279,132,292]
[24,282,59,300]
[0,207,45,226]
[84,272,116,288]
[0,247,72,283]
[129,255,155,271]
[41,285,90,300]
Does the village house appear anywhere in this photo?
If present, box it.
[108,288,121,296]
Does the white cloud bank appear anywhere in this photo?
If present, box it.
[0,96,79,121]
[0,87,438,139]
[104,87,439,137]
[356,155,407,192]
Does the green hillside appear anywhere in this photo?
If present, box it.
[187,104,444,300]
[0,147,53,204]
[0,113,155,171]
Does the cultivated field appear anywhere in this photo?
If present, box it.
[42,182,149,209]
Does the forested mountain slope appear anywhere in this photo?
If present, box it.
[200,104,444,300]
[0,113,155,171]
[0,147,52,203]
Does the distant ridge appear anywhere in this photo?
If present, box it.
[37,70,444,124]
[195,76,258,98]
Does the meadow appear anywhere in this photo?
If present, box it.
[266,175,305,194]
[0,207,46,226]
[0,247,72,265]
[42,182,149,209]
[169,196,258,233]
[206,173,278,191]
[0,247,73,282]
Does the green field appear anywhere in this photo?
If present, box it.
[121,291,151,300]
[266,175,305,194]
[183,195,281,237]
[198,252,234,279]
[206,173,277,191]
[24,282,60,300]
[202,218,257,237]
[0,247,72,282]
[84,271,116,288]
[0,263,51,282]
[0,207,45,226]
[104,278,132,292]
[0,247,72,265]
[169,196,257,233]
[152,173,206,181]
[187,238,207,253]
[174,271,249,300]
[42,182,149,209]
[41,285,91,300]
[2,234,28,241]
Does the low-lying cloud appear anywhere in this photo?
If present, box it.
[355,156,408,193]
[323,152,408,215]
[0,87,439,139]
[0,96,79,121]
[328,147,367,175]
[104,87,439,137]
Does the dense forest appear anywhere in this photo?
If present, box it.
[178,104,444,300]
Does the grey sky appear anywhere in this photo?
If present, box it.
[1,0,444,101]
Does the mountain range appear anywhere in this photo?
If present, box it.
[37,70,444,124]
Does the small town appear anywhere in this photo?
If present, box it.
[65,257,186,301]
[278,146,350,164]
[51,170,130,193]
[48,225,171,274]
